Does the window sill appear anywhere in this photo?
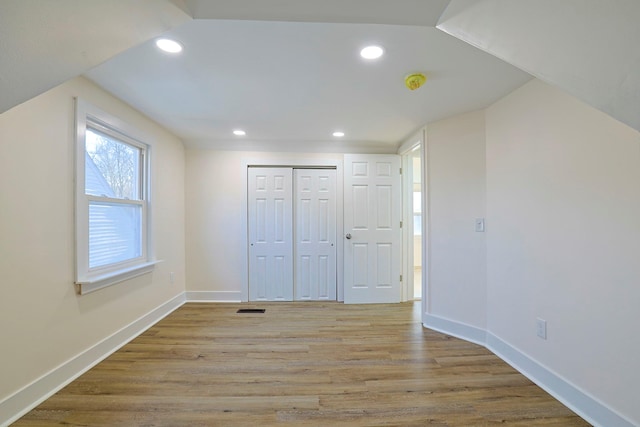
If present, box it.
[76,260,161,295]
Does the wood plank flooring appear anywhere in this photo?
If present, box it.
[14,302,591,426]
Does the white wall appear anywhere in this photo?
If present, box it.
[486,79,640,425]
[426,110,487,330]
[185,150,246,295]
[185,150,343,298]
[0,77,185,410]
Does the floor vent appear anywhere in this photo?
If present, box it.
[236,309,266,314]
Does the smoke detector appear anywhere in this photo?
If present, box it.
[405,73,427,90]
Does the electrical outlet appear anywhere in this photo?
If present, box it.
[170,272,175,284]
[536,318,547,340]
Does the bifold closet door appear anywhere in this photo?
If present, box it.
[294,169,337,301]
[248,167,293,301]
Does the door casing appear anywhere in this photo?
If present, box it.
[398,128,429,319]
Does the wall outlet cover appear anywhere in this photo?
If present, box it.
[536,318,547,339]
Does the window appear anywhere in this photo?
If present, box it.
[75,99,155,294]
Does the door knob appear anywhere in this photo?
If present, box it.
[345,233,352,240]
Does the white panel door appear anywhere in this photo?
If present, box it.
[344,154,402,303]
[294,169,337,301]
[248,167,293,301]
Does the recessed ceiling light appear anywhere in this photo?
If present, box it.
[360,45,384,60]
[332,131,345,137]
[155,38,183,53]
[233,130,246,136]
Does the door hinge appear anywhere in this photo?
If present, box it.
[399,167,403,175]
[400,274,403,282]
[400,221,403,228]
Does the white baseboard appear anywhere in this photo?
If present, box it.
[423,313,635,427]
[185,290,242,302]
[0,293,186,427]
[486,333,636,427]
[423,313,487,346]
[5,296,632,427]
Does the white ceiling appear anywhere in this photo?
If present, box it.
[183,0,451,26]
[2,1,637,152]
[0,0,190,114]
[438,0,640,132]
[85,18,531,149]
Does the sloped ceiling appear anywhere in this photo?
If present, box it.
[438,0,640,132]
[0,0,191,114]
[1,0,637,149]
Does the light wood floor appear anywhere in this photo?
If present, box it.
[15,302,590,426]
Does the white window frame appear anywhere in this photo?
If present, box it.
[75,98,157,294]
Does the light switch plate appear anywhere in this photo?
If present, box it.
[475,218,485,232]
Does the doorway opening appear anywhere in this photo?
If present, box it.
[401,140,424,303]
[411,147,423,300]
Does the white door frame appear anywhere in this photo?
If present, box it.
[398,128,428,314]
[241,157,344,302]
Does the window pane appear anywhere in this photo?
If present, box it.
[413,214,422,236]
[89,202,142,269]
[85,128,140,200]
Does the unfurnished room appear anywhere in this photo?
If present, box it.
[1,1,639,426]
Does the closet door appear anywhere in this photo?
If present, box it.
[248,167,293,301]
[294,169,337,301]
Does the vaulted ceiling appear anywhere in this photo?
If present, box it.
[0,0,190,115]
[1,1,637,151]
[438,0,640,133]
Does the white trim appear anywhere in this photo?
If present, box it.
[76,260,161,295]
[397,129,424,155]
[3,292,631,427]
[398,133,424,303]
[185,291,243,302]
[400,152,410,302]
[241,159,250,302]
[486,333,636,427]
[398,127,429,313]
[423,313,487,346]
[422,313,635,427]
[422,127,430,321]
[0,293,186,427]
[74,98,154,293]
[335,162,345,302]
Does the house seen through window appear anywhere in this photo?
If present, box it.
[75,99,153,294]
[85,128,143,268]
